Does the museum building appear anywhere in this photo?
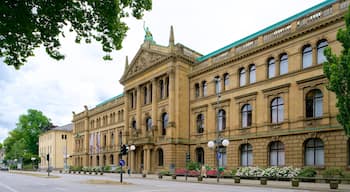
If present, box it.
[72,0,350,173]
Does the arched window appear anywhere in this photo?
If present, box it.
[162,113,168,135]
[165,77,169,97]
[131,119,136,129]
[303,45,313,68]
[157,148,164,166]
[271,97,284,123]
[146,117,152,131]
[110,154,114,164]
[196,114,204,133]
[195,83,200,97]
[111,133,114,145]
[223,73,229,90]
[280,54,288,75]
[215,76,221,94]
[269,141,285,166]
[268,58,275,78]
[103,155,106,166]
[240,143,253,166]
[96,156,100,166]
[241,104,252,128]
[196,147,205,165]
[306,89,323,118]
[217,109,226,131]
[305,138,324,166]
[249,64,256,84]
[202,81,207,96]
[239,68,246,86]
[317,40,328,64]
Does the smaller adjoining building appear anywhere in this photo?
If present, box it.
[38,124,73,170]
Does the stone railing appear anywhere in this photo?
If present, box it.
[296,5,333,28]
[235,39,258,54]
[263,24,292,43]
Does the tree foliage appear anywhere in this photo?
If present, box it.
[3,109,52,162]
[323,6,350,136]
[0,0,152,69]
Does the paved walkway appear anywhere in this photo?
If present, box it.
[11,170,350,191]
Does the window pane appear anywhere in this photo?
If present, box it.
[316,148,324,165]
[240,69,246,86]
[315,96,323,117]
[272,107,277,123]
[317,41,328,64]
[241,151,247,166]
[270,151,277,166]
[249,65,256,83]
[242,112,247,128]
[278,151,285,166]
[278,105,284,122]
[248,151,253,166]
[303,46,312,68]
[305,149,314,166]
[280,54,288,75]
[202,82,207,96]
[306,98,314,118]
[268,59,275,78]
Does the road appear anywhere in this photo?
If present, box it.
[0,171,309,192]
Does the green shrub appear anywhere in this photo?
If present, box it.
[322,167,344,178]
[158,170,170,176]
[298,167,317,177]
[231,168,237,176]
[186,161,200,171]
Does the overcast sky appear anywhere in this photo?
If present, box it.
[0,0,325,142]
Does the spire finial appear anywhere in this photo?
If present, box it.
[124,56,129,71]
[169,25,174,46]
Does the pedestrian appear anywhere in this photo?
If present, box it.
[127,167,131,176]
[200,165,207,178]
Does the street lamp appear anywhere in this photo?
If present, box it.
[31,157,36,170]
[207,76,230,183]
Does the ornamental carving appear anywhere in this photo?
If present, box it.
[126,51,165,78]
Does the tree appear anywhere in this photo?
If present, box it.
[0,142,2,149]
[323,5,350,137]
[3,109,52,163]
[0,0,152,69]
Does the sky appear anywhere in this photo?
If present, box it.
[0,0,325,142]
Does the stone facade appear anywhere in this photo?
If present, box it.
[72,0,350,173]
[38,124,73,170]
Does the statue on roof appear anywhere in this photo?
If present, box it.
[143,21,155,43]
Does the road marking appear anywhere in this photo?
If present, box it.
[0,182,19,192]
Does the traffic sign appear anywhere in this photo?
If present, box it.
[119,159,125,166]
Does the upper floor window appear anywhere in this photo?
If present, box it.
[159,80,164,99]
[249,64,256,84]
[196,114,204,133]
[271,97,284,123]
[317,40,328,64]
[217,109,226,131]
[195,83,200,98]
[268,58,275,78]
[302,45,313,68]
[305,138,324,166]
[223,73,229,90]
[280,54,288,75]
[269,141,285,166]
[143,86,148,104]
[165,77,169,97]
[306,89,323,118]
[202,81,207,96]
[150,84,153,103]
[241,104,252,128]
[215,76,221,94]
[131,119,136,129]
[161,113,168,135]
[239,68,246,86]
[146,117,152,131]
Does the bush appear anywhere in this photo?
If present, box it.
[102,165,111,172]
[322,167,344,178]
[158,170,170,176]
[298,167,317,177]
[186,161,200,171]
[235,166,300,178]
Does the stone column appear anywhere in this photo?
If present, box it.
[146,148,151,174]
[124,90,130,137]
[136,86,141,131]
[130,150,135,173]
[168,69,176,127]
[312,46,317,66]
[276,58,280,76]
[152,79,158,131]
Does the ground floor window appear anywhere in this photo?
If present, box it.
[305,138,324,166]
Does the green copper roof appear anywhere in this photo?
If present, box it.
[96,93,124,107]
[196,0,336,62]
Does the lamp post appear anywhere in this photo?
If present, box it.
[31,157,36,170]
[207,76,230,183]
[62,134,68,171]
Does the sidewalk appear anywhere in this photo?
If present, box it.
[124,173,350,192]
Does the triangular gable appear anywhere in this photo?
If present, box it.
[121,48,168,82]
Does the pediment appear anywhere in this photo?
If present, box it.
[121,49,168,82]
